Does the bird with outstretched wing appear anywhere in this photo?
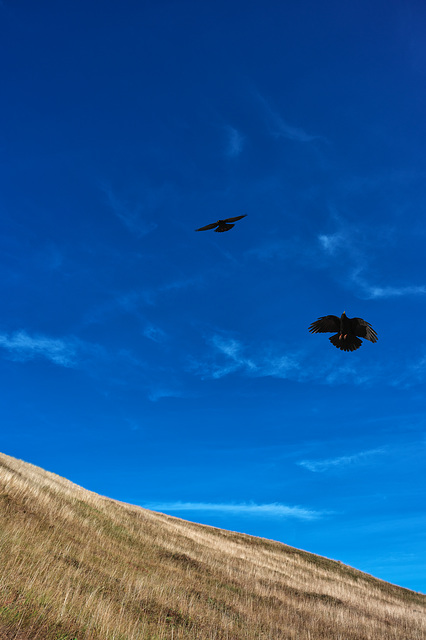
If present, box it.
[308,312,378,352]
[195,214,247,233]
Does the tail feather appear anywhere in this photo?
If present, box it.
[329,333,362,352]
[215,223,235,232]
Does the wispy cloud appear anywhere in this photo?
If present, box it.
[143,324,167,343]
[126,274,204,308]
[361,283,426,299]
[298,447,387,473]
[392,353,426,388]
[144,501,326,520]
[188,330,390,386]
[318,232,347,256]
[257,94,325,143]
[350,269,426,299]
[316,215,363,264]
[101,185,158,238]
[317,217,426,300]
[85,274,204,326]
[0,330,112,374]
[147,387,184,402]
[209,335,257,377]
[191,331,391,386]
[189,334,301,380]
[225,126,244,157]
[0,330,77,367]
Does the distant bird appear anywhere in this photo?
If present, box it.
[195,214,247,233]
[308,312,378,352]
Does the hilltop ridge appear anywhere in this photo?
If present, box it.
[0,451,424,640]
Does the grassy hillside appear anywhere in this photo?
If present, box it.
[0,452,424,640]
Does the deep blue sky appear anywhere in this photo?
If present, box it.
[1,1,425,592]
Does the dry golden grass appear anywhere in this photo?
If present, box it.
[0,451,424,640]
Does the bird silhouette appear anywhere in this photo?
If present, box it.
[308,312,378,352]
[195,214,247,233]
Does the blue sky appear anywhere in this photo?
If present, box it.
[1,1,425,592]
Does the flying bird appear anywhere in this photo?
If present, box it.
[308,312,378,352]
[195,214,247,233]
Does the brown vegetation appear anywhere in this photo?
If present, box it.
[0,451,424,639]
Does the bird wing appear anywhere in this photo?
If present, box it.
[349,317,378,342]
[308,315,340,333]
[223,214,247,223]
[195,221,220,232]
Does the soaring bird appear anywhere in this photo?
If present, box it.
[195,214,247,233]
[308,312,378,352]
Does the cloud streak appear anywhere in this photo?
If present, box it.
[120,274,205,309]
[0,330,113,374]
[392,353,426,388]
[318,232,347,256]
[0,330,77,367]
[101,185,157,238]
[188,328,426,387]
[189,332,385,385]
[298,447,387,473]
[317,218,426,300]
[189,334,302,380]
[143,324,167,343]
[257,94,325,143]
[85,274,205,327]
[350,269,426,299]
[144,501,326,520]
[147,387,184,402]
[225,126,244,157]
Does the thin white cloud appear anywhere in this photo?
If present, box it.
[161,276,204,294]
[257,94,325,143]
[0,330,112,373]
[209,335,257,377]
[191,333,426,389]
[318,232,347,255]
[317,218,426,300]
[0,330,77,367]
[85,274,205,326]
[392,353,426,388]
[101,185,157,238]
[351,270,426,299]
[189,334,302,381]
[139,274,205,307]
[147,388,183,402]
[298,448,386,473]
[225,126,244,157]
[189,330,390,387]
[365,284,426,299]
[316,215,361,263]
[143,324,167,343]
[144,501,326,520]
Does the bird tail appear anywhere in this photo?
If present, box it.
[215,223,235,232]
[329,333,362,352]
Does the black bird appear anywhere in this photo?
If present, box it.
[308,312,378,352]
[195,214,247,233]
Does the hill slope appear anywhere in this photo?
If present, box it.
[0,452,424,640]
